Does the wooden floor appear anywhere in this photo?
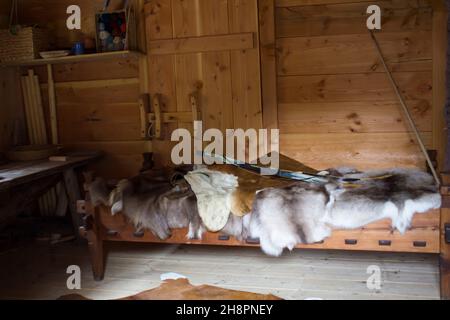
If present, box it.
[0,242,440,300]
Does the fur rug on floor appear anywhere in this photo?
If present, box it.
[59,279,281,300]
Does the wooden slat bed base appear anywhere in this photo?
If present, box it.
[96,206,440,254]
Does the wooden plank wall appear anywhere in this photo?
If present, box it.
[145,0,263,166]
[16,0,146,178]
[275,0,434,170]
[32,59,144,178]
[0,68,25,154]
[0,2,26,155]
[7,0,446,176]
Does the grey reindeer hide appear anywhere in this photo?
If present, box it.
[88,176,203,240]
[248,168,441,256]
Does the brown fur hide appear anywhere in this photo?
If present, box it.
[59,279,281,300]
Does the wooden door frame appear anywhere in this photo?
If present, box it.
[258,0,278,130]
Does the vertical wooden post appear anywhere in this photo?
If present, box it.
[139,94,150,138]
[63,168,83,240]
[258,0,278,130]
[80,210,105,281]
[152,94,162,139]
[431,0,450,300]
[432,1,448,171]
[47,64,58,145]
[135,0,152,153]
[440,174,450,300]
[80,173,106,281]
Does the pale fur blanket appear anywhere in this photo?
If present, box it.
[248,168,441,256]
[89,167,441,257]
[184,168,238,232]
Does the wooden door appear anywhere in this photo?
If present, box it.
[145,0,262,166]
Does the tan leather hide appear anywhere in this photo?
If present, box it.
[208,154,319,216]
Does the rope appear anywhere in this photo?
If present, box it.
[368,30,441,186]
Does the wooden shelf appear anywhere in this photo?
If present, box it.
[1,50,145,67]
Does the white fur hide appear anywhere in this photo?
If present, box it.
[249,168,441,256]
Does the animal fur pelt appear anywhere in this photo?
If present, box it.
[207,153,319,216]
[184,168,238,232]
[248,168,441,256]
[59,279,282,300]
[88,172,246,241]
[208,164,298,217]
[88,175,203,240]
[88,167,441,258]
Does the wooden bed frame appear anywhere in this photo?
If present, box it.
[77,172,450,300]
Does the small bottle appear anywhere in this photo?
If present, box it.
[72,41,85,55]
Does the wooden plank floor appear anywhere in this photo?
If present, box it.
[0,242,440,300]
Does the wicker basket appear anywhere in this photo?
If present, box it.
[0,27,49,64]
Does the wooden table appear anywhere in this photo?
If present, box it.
[0,154,101,237]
